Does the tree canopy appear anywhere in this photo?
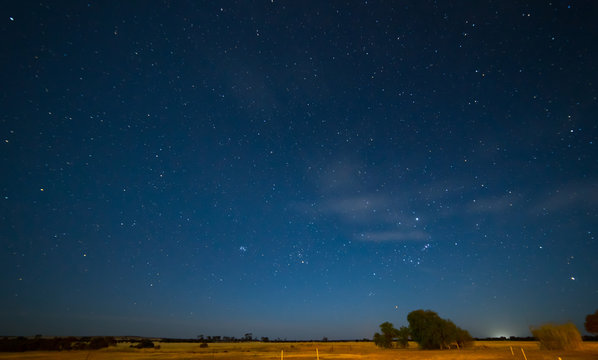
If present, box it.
[372,322,409,349]
[373,322,396,349]
[407,309,473,349]
[373,309,473,350]
[585,310,598,335]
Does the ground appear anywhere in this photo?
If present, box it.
[0,341,597,360]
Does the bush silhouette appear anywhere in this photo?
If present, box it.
[531,323,582,350]
[88,337,116,350]
[133,339,156,349]
[0,336,116,352]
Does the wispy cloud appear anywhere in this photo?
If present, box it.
[467,195,517,214]
[319,195,391,222]
[292,158,430,243]
[355,230,429,242]
[533,182,598,213]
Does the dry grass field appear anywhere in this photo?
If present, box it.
[0,341,597,360]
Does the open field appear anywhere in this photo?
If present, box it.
[0,341,597,360]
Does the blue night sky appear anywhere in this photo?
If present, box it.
[1,1,597,340]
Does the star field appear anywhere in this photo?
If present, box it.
[1,1,597,340]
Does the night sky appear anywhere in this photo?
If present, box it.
[1,1,597,340]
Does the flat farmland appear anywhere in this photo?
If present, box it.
[0,341,597,360]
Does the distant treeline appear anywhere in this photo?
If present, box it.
[475,336,536,341]
[0,336,116,352]
[3,334,595,352]
[0,335,372,352]
[192,335,370,343]
[475,335,598,342]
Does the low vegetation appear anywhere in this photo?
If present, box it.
[531,322,583,350]
[0,336,116,352]
[131,339,156,349]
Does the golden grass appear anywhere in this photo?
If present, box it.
[0,341,597,360]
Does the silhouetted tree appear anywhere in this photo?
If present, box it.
[373,321,398,348]
[408,310,439,349]
[585,310,598,335]
[407,309,472,349]
[396,326,410,348]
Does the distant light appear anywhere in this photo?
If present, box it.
[570,276,575,280]
[415,217,419,221]
[9,17,14,21]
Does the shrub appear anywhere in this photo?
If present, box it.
[134,339,156,349]
[531,323,582,350]
[88,336,116,350]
